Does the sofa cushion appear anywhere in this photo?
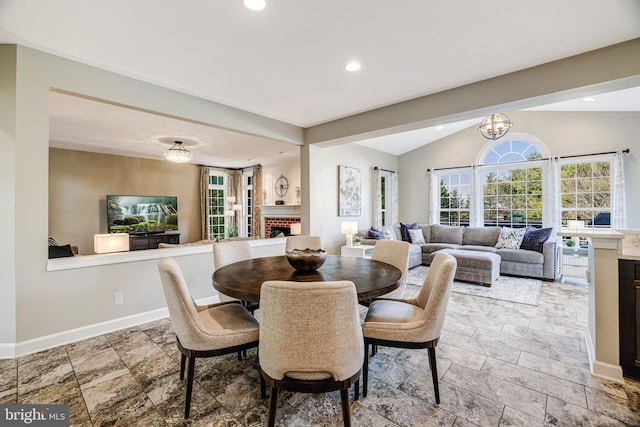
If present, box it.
[520,227,552,253]
[462,227,500,246]
[420,225,432,243]
[497,248,544,264]
[408,228,425,244]
[420,243,461,254]
[399,222,418,242]
[495,227,527,249]
[430,224,464,244]
[460,245,498,253]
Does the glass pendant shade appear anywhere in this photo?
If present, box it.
[164,141,193,163]
[478,113,512,140]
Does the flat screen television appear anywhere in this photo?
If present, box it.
[107,195,178,234]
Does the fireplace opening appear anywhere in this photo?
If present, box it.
[270,227,291,238]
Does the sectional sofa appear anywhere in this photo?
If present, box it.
[360,224,558,281]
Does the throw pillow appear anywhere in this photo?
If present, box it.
[408,228,426,244]
[382,226,396,240]
[48,237,60,246]
[520,227,552,253]
[399,222,418,242]
[48,244,75,259]
[495,227,527,249]
[368,227,384,240]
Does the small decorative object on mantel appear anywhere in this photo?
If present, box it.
[275,199,285,205]
[286,248,327,272]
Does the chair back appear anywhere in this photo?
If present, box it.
[158,258,209,350]
[212,240,251,271]
[259,280,363,381]
[285,235,324,251]
[412,252,457,341]
[371,240,411,298]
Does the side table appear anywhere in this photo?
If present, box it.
[341,244,375,258]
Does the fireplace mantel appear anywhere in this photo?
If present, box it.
[259,205,301,217]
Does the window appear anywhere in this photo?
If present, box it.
[482,165,543,227]
[438,171,471,226]
[380,170,393,226]
[207,172,226,240]
[242,170,254,236]
[560,159,612,227]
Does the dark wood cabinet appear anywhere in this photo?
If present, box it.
[129,233,180,250]
[619,258,640,380]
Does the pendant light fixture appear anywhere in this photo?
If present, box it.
[478,113,512,140]
[164,141,193,163]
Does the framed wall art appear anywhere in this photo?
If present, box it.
[338,165,362,216]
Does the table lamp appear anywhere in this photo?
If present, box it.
[94,233,130,254]
[341,221,358,246]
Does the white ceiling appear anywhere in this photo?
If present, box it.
[2,0,639,166]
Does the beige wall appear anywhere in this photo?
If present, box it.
[308,143,398,254]
[49,148,202,255]
[399,110,640,227]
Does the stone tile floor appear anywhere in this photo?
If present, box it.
[1,276,639,426]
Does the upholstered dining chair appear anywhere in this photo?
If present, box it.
[371,239,411,299]
[157,258,260,418]
[361,252,457,403]
[259,280,363,427]
[212,240,257,311]
[285,235,324,251]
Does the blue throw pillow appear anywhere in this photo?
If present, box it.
[399,222,419,243]
[520,227,552,253]
[368,227,384,240]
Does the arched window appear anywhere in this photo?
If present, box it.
[477,135,548,228]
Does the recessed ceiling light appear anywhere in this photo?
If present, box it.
[583,97,596,102]
[244,0,266,11]
[345,61,361,72]
[436,125,445,131]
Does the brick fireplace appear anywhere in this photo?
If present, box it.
[259,205,301,238]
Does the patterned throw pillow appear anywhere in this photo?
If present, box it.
[495,227,527,249]
[520,227,552,253]
[408,228,426,244]
[48,237,60,246]
[382,226,396,240]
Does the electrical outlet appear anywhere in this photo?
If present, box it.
[114,292,124,305]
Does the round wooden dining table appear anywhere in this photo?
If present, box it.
[212,255,401,303]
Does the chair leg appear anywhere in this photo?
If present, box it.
[184,354,197,418]
[237,351,242,361]
[267,387,278,427]
[427,346,440,404]
[260,375,266,400]
[179,353,186,380]
[363,342,369,398]
[353,378,359,401]
[340,388,351,427]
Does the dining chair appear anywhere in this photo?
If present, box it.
[259,280,363,427]
[371,240,411,299]
[285,235,324,251]
[212,240,257,310]
[361,252,457,403]
[157,258,260,418]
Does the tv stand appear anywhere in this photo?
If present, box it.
[129,233,180,250]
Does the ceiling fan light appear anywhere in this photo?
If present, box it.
[478,113,512,140]
[164,141,193,163]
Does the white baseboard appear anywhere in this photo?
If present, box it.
[0,295,221,359]
[585,333,624,383]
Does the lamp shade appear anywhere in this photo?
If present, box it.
[341,221,358,235]
[290,223,302,235]
[567,220,585,229]
[94,233,130,254]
